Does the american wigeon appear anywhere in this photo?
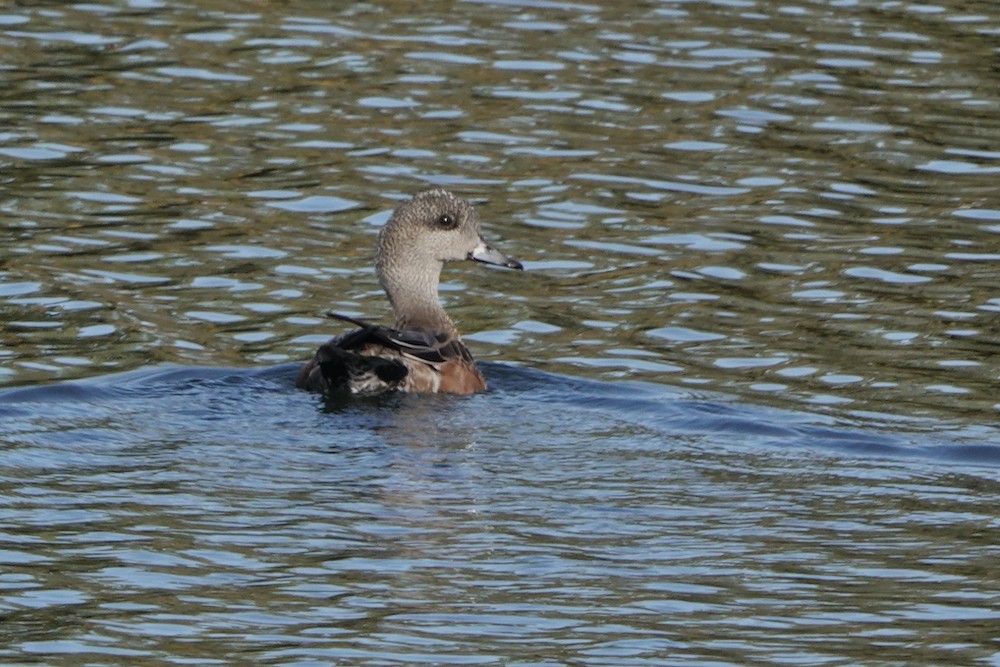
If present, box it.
[296,188,522,396]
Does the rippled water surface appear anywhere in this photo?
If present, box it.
[3,1,1000,665]
[3,364,1000,665]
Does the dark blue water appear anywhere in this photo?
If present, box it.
[2,365,999,665]
[3,362,995,468]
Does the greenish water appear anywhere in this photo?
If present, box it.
[2,1,1000,665]
[2,0,999,424]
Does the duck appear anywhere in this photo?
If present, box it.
[296,188,522,396]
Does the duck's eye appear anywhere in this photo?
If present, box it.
[436,213,458,229]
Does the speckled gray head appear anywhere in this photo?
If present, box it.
[374,188,522,330]
[376,188,521,272]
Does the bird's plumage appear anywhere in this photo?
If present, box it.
[296,189,521,396]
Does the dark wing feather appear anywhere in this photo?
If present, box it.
[296,337,408,394]
[326,312,470,364]
[297,313,482,394]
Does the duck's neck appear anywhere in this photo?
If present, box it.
[379,261,455,333]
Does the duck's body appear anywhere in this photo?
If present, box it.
[295,189,521,396]
[296,313,486,395]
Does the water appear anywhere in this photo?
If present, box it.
[2,364,1000,665]
[3,1,1000,664]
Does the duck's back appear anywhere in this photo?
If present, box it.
[295,317,486,395]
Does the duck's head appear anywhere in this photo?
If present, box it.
[376,188,522,277]
[373,189,521,330]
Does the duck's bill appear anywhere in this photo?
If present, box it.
[469,239,523,270]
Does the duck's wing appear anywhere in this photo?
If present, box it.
[295,337,408,395]
[295,313,477,395]
[327,312,474,365]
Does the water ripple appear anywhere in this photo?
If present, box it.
[3,10,1000,661]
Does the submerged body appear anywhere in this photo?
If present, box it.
[296,189,521,396]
